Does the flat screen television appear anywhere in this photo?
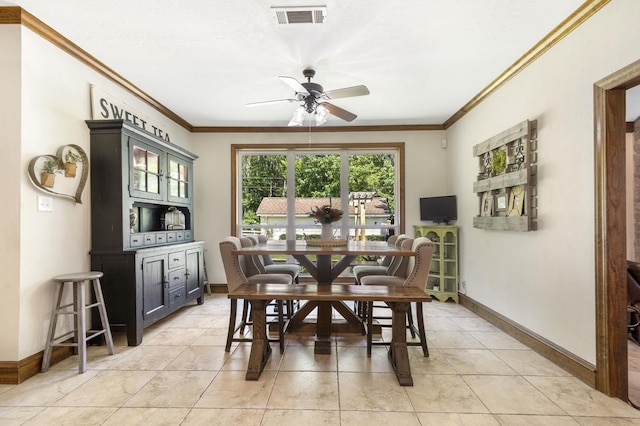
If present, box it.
[420,195,457,224]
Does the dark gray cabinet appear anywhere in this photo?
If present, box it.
[87,120,204,346]
[141,253,168,322]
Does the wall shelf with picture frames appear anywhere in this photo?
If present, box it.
[414,225,458,303]
[472,119,538,231]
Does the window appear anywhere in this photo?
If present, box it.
[233,143,404,240]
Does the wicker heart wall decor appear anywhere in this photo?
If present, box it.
[27,144,89,204]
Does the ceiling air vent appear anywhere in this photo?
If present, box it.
[271,6,327,25]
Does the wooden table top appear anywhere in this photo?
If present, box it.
[233,240,414,256]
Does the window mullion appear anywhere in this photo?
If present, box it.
[340,151,349,239]
[286,151,296,239]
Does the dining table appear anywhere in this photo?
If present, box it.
[233,239,415,354]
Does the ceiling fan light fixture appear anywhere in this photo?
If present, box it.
[315,104,328,125]
[288,106,306,126]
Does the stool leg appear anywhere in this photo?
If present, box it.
[93,278,115,355]
[76,281,87,374]
[41,282,64,373]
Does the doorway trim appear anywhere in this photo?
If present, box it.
[594,59,640,399]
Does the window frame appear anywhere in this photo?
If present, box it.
[231,142,405,238]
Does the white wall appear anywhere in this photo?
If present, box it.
[0,25,23,361]
[191,130,447,285]
[446,0,640,364]
[7,25,192,361]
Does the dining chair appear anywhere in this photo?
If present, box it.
[256,235,300,284]
[244,235,300,319]
[352,234,402,284]
[357,236,413,320]
[219,236,293,353]
[353,235,406,317]
[360,236,434,356]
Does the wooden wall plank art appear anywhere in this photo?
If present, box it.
[472,119,537,231]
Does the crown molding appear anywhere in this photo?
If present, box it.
[443,0,611,129]
[191,124,444,133]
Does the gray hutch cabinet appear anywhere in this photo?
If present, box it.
[87,120,204,346]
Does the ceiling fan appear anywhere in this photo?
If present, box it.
[245,69,370,126]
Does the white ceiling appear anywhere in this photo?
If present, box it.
[8,0,637,127]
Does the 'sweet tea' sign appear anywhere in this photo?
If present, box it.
[90,85,171,142]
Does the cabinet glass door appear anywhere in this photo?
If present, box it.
[167,155,190,203]
[130,140,164,200]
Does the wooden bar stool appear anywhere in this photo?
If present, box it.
[41,271,115,373]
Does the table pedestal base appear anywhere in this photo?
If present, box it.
[245,300,272,380]
[388,301,413,386]
[287,300,365,354]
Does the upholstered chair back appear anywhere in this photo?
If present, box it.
[384,235,407,276]
[404,237,435,291]
[256,234,275,265]
[389,237,414,278]
[219,236,249,292]
[240,237,265,276]
[379,234,399,267]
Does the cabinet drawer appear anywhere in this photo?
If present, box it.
[176,231,185,241]
[167,232,177,243]
[168,251,185,269]
[156,233,167,244]
[168,268,186,288]
[184,230,192,240]
[169,286,186,309]
[144,233,156,246]
[130,234,144,247]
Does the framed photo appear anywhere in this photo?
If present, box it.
[508,185,525,217]
[481,192,493,217]
[495,192,508,212]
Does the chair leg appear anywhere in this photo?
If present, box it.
[286,300,295,319]
[277,300,285,353]
[366,301,373,357]
[226,299,238,352]
[416,302,429,357]
[240,300,250,334]
[359,301,368,335]
[407,303,416,338]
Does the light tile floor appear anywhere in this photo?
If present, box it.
[1,294,640,425]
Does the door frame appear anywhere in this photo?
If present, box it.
[594,59,640,399]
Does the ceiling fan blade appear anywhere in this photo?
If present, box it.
[279,76,310,96]
[245,98,297,107]
[323,85,370,100]
[322,102,357,122]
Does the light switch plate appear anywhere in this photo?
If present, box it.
[37,196,53,212]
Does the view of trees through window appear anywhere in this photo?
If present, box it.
[239,148,399,240]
